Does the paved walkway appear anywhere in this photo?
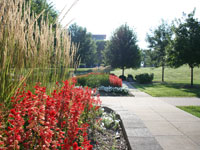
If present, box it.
[100,82,200,150]
[155,97,200,106]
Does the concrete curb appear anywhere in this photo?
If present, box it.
[103,106,132,150]
[102,105,163,150]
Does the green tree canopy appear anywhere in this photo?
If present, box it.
[27,0,58,25]
[141,49,155,67]
[68,23,97,67]
[167,10,200,86]
[105,24,141,75]
[146,20,172,82]
[96,40,107,66]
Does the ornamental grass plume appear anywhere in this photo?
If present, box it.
[0,0,78,105]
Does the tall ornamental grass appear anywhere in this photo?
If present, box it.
[0,0,78,105]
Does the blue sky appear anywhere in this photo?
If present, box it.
[51,0,200,49]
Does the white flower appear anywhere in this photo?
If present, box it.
[98,86,129,94]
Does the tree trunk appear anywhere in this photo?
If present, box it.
[122,67,125,76]
[191,66,194,86]
[162,65,165,82]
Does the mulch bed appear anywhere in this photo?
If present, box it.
[89,107,129,150]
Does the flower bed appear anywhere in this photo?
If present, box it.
[109,75,122,87]
[0,79,101,150]
[90,107,128,149]
[98,86,132,96]
[75,73,122,88]
[74,73,134,96]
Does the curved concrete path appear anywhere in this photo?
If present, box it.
[100,82,200,150]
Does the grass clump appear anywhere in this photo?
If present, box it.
[0,0,77,105]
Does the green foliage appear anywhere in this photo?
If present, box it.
[68,23,97,67]
[119,75,127,81]
[127,74,134,82]
[127,74,133,79]
[76,74,110,88]
[135,73,154,84]
[28,0,58,26]
[146,20,172,82]
[146,20,172,66]
[96,40,107,66]
[168,10,200,68]
[105,24,141,75]
[141,49,155,67]
[167,10,200,86]
[76,76,87,86]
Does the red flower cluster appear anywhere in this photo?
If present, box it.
[0,79,101,150]
[109,75,122,87]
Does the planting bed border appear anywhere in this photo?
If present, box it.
[102,107,132,150]
[101,105,163,150]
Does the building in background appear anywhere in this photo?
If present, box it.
[92,34,106,41]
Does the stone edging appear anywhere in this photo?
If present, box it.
[103,106,163,150]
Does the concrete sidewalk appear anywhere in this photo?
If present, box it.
[155,97,200,106]
[100,82,200,150]
[124,81,200,106]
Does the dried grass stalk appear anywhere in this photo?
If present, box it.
[0,0,78,104]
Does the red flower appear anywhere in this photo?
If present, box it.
[87,145,93,150]
[1,79,101,149]
[73,142,78,150]
[109,75,122,87]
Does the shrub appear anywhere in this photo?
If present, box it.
[127,74,134,82]
[0,80,100,149]
[76,73,110,88]
[77,75,87,86]
[119,75,126,81]
[76,73,122,88]
[135,73,154,84]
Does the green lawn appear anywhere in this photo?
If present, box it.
[134,82,200,97]
[111,65,200,97]
[177,106,200,118]
[111,65,200,84]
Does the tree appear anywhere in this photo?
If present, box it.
[141,49,155,67]
[68,23,97,67]
[27,0,58,25]
[146,20,172,82]
[95,40,107,66]
[105,24,141,75]
[167,10,200,86]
